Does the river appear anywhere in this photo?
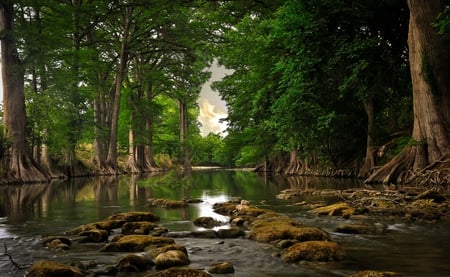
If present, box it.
[0,169,449,276]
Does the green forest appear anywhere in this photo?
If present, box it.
[0,1,449,185]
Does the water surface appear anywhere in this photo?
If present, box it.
[0,170,449,276]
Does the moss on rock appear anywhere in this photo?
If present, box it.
[282,241,345,262]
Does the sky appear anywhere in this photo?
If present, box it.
[198,61,232,136]
[0,61,230,136]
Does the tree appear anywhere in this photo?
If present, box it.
[366,0,450,184]
[0,1,48,183]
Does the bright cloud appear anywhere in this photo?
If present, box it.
[198,97,227,136]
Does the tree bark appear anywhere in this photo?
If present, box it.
[359,98,376,178]
[366,0,450,184]
[0,2,49,183]
[178,99,191,171]
[105,6,133,174]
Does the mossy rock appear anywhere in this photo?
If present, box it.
[193,216,222,228]
[106,211,160,222]
[146,267,212,277]
[116,254,154,272]
[27,260,84,277]
[310,202,355,216]
[282,241,345,262]
[207,262,235,274]
[121,221,158,235]
[155,250,190,269]
[334,223,384,235]
[147,243,187,259]
[65,220,123,235]
[249,218,329,243]
[212,202,238,215]
[78,228,109,243]
[350,270,402,277]
[100,235,175,252]
[217,227,245,238]
[149,199,188,208]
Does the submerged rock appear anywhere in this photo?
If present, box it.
[351,270,402,277]
[100,235,175,252]
[116,254,154,272]
[121,221,158,235]
[148,198,188,208]
[282,241,345,262]
[249,217,330,243]
[154,250,190,269]
[107,211,160,222]
[42,236,71,251]
[27,260,84,277]
[334,223,385,234]
[207,261,235,274]
[193,216,223,228]
[145,267,212,277]
[310,202,355,216]
[217,227,245,238]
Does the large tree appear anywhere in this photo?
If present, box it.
[366,0,450,184]
[0,1,48,183]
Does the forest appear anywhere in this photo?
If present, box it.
[0,1,449,185]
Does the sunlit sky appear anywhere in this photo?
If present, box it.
[0,61,230,137]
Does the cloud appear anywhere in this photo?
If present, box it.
[198,97,227,136]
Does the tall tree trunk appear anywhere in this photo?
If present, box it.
[0,2,49,183]
[359,98,376,177]
[366,0,450,184]
[178,99,191,171]
[105,6,133,174]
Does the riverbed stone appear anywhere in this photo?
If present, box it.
[145,267,212,277]
[191,229,217,238]
[42,236,71,251]
[217,227,245,238]
[334,223,384,234]
[193,216,222,228]
[77,227,109,243]
[107,211,160,222]
[148,198,188,208]
[310,202,355,216]
[207,261,235,274]
[282,241,345,262]
[99,235,175,252]
[249,217,330,243]
[65,220,123,235]
[147,243,187,258]
[121,221,158,235]
[350,270,402,277]
[154,250,190,269]
[27,260,84,277]
[116,254,154,272]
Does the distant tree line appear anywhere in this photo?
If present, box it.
[1,1,449,185]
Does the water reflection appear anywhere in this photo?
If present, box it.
[0,170,448,277]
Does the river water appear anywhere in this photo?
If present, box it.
[0,169,449,276]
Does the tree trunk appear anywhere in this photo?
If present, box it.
[0,2,49,183]
[366,0,450,184]
[105,6,133,174]
[359,98,376,178]
[178,99,191,171]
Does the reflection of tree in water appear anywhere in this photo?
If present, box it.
[266,175,363,191]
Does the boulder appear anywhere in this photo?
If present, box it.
[249,217,330,243]
[121,221,158,235]
[148,198,188,208]
[66,220,123,235]
[27,260,84,277]
[282,241,345,262]
[217,227,245,238]
[77,228,109,243]
[145,267,212,277]
[42,236,71,251]
[207,262,235,274]
[107,211,160,222]
[351,270,402,277]
[154,250,190,269]
[147,243,187,259]
[193,216,222,228]
[116,254,154,272]
[334,223,384,235]
[190,230,217,238]
[100,235,175,252]
[310,202,355,216]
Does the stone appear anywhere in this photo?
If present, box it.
[27,260,84,277]
[350,270,402,277]
[78,228,109,243]
[145,267,212,277]
[207,262,235,274]
[334,223,384,235]
[99,235,175,252]
[116,254,154,272]
[190,230,217,238]
[310,202,355,216]
[42,236,71,251]
[217,227,245,238]
[282,241,345,262]
[193,216,222,228]
[148,198,188,208]
[249,217,329,243]
[107,211,160,222]
[154,250,190,269]
[121,221,158,235]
